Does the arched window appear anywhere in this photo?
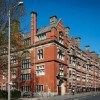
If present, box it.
[21,51,30,69]
[21,51,31,82]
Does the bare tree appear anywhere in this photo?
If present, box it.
[0,0,26,90]
[0,0,26,45]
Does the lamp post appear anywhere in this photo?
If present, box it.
[8,1,23,100]
[95,74,96,93]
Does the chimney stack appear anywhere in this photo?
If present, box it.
[75,37,81,48]
[85,45,90,52]
[64,26,70,37]
[50,16,57,24]
[97,54,99,58]
[31,11,37,45]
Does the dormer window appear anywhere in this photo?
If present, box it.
[24,38,31,46]
[59,31,64,44]
[37,33,46,41]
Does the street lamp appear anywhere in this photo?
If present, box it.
[8,1,23,100]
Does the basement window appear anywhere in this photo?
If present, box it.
[36,85,43,92]
[12,82,16,90]
[22,86,30,91]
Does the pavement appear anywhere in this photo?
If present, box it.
[19,92,100,100]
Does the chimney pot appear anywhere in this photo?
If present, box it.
[31,11,37,17]
[64,26,70,37]
[85,45,90,52]
[75,37,81,48]
[50,16,57,24]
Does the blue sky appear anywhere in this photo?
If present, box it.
[22,0,100,55]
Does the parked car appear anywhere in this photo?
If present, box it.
[22,92,32,98]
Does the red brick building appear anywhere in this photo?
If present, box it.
[0,11,100,96]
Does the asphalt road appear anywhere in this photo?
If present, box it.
[17,92,100,100]
[66,93,100,100]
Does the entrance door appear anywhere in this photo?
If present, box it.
[58,86,61,95]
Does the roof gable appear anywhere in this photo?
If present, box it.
[56,19,64,31]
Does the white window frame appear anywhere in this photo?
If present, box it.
[2,72,6,79]
[37,33,46,41]
[59,31,64,44]
[36,65,45,76]
[37,48,43,60]
[36,85,44,92]
[57,48,65,61]
[22,86,30,92]
[12,70,16,79]
[22,58,30,69]
[21,73,31,81]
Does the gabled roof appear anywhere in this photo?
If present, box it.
[23,23,57,39]
[23,33,31,39]
[36,23,56,35]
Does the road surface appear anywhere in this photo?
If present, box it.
[66,93,100,100]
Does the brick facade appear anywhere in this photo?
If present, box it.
[0,11,100,96]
